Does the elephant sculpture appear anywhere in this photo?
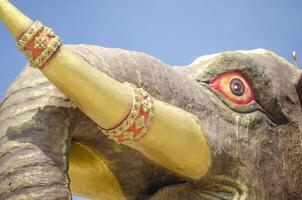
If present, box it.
[0,1,301,200]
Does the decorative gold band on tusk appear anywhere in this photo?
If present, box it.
[100,84,154,144]
[17,21,61,69]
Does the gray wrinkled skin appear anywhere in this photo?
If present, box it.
[0,45,301,200]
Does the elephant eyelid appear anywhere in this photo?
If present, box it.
[208,71,256,106]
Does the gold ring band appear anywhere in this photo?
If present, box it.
[17,21,43,50]
[17,21,62,69]
[100,83,154,144]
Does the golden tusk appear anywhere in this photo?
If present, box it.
[0,0,32,39]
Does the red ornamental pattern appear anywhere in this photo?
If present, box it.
[17,21,61,68]
[101,86,154,144]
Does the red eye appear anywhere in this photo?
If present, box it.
[209,72,255,105]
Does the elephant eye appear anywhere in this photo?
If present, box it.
[209,71,255,105]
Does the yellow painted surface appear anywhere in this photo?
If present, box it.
[69,142,126,200]
[0,0,32,39]
[42,47,133,130]
[131,100,212,180]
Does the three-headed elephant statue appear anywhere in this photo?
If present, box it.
[0,1,301,200]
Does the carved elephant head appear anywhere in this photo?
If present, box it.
[0,1,301,200]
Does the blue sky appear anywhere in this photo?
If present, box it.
[0,0,301,199]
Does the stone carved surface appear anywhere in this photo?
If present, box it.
[0,45,302,199]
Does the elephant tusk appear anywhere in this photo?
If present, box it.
[0,0,32,39]
[0,1,211,180]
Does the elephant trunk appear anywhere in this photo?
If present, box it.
[0,66,73,200]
